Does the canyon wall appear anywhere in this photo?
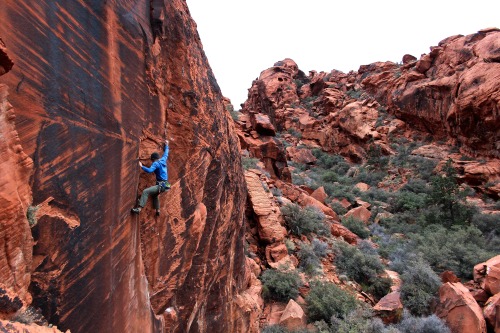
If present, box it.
[0,1,247,332]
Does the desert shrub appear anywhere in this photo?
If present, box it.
[333,240,390,299]
[342,216,370,239]
[401,178,429,194]
[281,203,328,236]
[285,238,296,252]
[311,238,329,257]
[333,240,384,284]
[396,312,450,333]
[322,183,356,203]
[322,170,340,183]
[367,145,390,169]
[241,157,259,170]
[471,212,500,237]
[271,187,283,197]
[26,205,39,227]
[312,149,345,169]
[360,188,393,205]
[298,242,323,276]
[411,224,495,279]
[260,268,302,302]
[399,259,441,316]
[306,280,358,323]
[354,168,387,187]
[391,191,427,213]
[412,156,438,181]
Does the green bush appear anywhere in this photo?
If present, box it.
[333,240,384,285]
[411,224,495,279]
[260,268,302,302]
[391,191,427,213]
[472,212,500,237]
[399,259,441,316]
[281,203,328,236]
[342,216,370,239]
[306,280,358,323]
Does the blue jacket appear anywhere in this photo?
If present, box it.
[142,145,169,181]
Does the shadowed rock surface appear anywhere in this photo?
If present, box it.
[0,1,247,332]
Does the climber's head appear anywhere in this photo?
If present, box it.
[150,152,160,161]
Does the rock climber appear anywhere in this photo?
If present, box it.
[131,139,170,216]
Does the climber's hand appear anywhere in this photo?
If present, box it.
[165,139,169,145]
[139,161,143,167]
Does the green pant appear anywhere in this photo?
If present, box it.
[139,185,161,209]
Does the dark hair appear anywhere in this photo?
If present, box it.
[150,152,160,161]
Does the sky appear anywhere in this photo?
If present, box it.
[186,0,500,109]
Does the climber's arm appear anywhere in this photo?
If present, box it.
[162,140,169,159]
[140,162,158,173]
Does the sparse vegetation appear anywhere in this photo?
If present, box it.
[241,156,259,170]
[27,205,39,227]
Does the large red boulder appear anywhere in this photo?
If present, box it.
[373,291,403,324]
[436,282,487,333]
[483,293,500,333]
[279,299,306,331]
[474,255,500,295]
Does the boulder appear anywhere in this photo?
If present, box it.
[252,113,276,136]
[373,291,403,324]
[474,255,500,295]
[279,299,306,331]
[483,293,500,333]
[436,282,487,333]
[344,206,371,224]
[354,182,370,192]
[297,193,339,220]
[330,222,359,245]
[310,186,328,204]
[286,147,317,164]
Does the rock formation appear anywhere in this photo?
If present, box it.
[0,1,247,332]
[0,43,34,318]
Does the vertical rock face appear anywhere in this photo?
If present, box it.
[0,82,34,311]
[0,1,246,332]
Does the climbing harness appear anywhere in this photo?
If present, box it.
[157,180,171,193]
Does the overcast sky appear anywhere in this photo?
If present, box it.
[186,0,499,109]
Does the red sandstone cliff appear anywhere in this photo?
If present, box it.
[0,1,247,333]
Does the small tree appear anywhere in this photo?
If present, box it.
[428,159,469,226]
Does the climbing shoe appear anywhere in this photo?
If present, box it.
[131,207,141,214]
[155,210,160,216]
